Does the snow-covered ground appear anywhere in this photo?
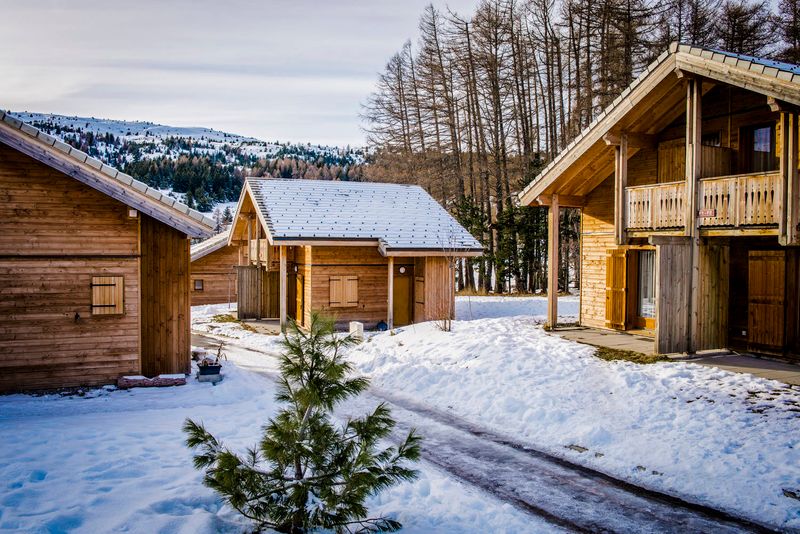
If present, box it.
[0,350,542,532]
[192,297,800,529]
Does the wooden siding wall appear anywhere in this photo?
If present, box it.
[191,244,241,305]
[654,240,691,354]
[0,145,141,391]
[300,247,409,327]
[580,176,616,328]
[421,257,454,322]
[140,215,191,376]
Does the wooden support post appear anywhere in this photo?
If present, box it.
[614,134,628,245]
[255,224,262,320]
[387,256,394,330]
[780,111,799,245]
[279,245,287,333]
[547,194,560,329]
[687,79,703,353]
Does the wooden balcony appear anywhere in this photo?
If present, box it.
[698,172,781,227]
[625,172,782,233]
[625,181,686,230]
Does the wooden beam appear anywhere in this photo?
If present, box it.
[603,131,656,150]
[687,79,703,353]
[534,194,586,207]
[614,134,628,245]
[279,245,287,333]
[780,111,791,242]
[547,195,560,329]
[788,113,800,245]
[387,256,394,330]
[768,96,800,113]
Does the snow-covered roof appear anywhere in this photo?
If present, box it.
[0,109,214,237]
[191,230,231,261]
[246,178,483,254]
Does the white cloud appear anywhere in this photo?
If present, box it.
[0,0,477,146]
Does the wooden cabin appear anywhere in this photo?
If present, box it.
[190,230,248,306]
[520,43,800,360]
[0,111,214,392]
[228,178,483,330]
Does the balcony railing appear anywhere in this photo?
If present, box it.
[698,172,781,227]
[624,172,781,232]
[625,181,686,230]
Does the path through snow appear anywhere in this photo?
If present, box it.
[192,333,770,533]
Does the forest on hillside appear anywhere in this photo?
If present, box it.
[26,117,367,212]
[363,0,800,294]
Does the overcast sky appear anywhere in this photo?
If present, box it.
[1,0,476,146]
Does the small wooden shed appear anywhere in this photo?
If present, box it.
[228,178,483,330]
[190,229,248,306]
[0,111,214,392]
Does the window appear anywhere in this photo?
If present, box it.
[637,251,655,319]
[329,276,358,308]
[740,123,777,173]
[702,131,721,147]
[91,276,124,315]
[194,279,204,291]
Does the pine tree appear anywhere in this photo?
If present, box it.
[184,314,421,534]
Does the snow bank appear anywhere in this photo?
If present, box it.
[348,317,800,529]
[0,355,542,532]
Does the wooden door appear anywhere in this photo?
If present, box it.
[393,275,413,327]
[605,249,627,330]
[237,265,259,319]
[748,250,786,352]
[295,274,304,326]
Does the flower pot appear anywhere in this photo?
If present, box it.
[198,364,222,376]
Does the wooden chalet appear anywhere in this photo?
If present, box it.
[520,43,800,359]
[228,178,483,330]
[190,229,247,306]
[0,111,214,392]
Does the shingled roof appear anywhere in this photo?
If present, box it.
[241,178,483,255]
[519,42,800,205]
[0,110,214,237]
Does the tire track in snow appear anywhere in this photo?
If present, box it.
[192,332,777,534]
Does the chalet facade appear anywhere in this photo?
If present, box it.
[229,178,483,330]
[190,229,247,306]
[0,111,214,392]
[521,44,800,359]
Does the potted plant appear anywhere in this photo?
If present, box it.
[198,343,226,376]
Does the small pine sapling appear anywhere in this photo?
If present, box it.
[184,313,421,533]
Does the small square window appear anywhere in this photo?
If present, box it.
[194,279,204,291]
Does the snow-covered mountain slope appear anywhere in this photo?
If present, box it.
[11,111,365,164]
[6,111,367,212]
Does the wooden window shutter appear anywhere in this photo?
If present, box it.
[605,249,627,329]
[344,276,358,307]
[330,276,344,307]
[330,276,358,308]
[91,276,124,315]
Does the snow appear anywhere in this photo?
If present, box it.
[455,294,579,321]
[193,297,800,529]
[347,315,800,529]
[0,347,543,532]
